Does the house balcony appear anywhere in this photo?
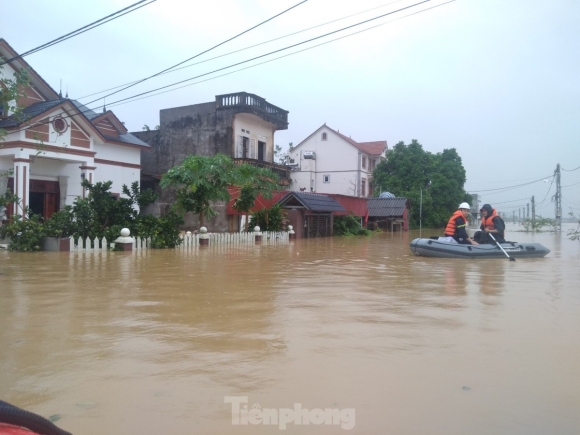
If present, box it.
[216,92,288,130]
[233,158,291,186]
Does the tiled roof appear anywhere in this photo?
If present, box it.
[367,197,408,217]
[357,141,387,156]
[278,192,346,212]
[70,100,100,120]
[332,129,386,156]
[104,133,150,148]
[0,99,64,128]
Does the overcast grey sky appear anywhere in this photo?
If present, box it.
[2,0,579,218]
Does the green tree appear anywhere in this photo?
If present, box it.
[160,154,236,226]
[0,59,29,145]
[232,163,280,230]
[372,140,471,228]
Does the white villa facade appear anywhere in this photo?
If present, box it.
[287,124,387,197]
[0,39,148,221]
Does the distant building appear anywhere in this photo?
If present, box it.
[132,92,291,231]
[286,124,387,197]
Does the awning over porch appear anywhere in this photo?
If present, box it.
[277,191,346,212]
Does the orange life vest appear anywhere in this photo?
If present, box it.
[481,208,499,230]
[445,210,465,236]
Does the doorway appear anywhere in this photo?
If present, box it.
[258,141,265,161]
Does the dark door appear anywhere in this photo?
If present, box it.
[242,137,249,158]
[258,141,265,161]
[306,214,330,238]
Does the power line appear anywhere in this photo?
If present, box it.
[470,175,553,194]
[8,0,449,134]
[562,180,580,188]
[105,1,456,109]
[77,0,408,100]
[82,0,310,107]
[562,165,580,172]
[0,0,157,66]
[86,0,437,108]
[536,174,555,206]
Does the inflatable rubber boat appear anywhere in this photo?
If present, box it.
[410,238,550,259]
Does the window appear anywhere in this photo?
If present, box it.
[362,156,367,169]
[323,175,330,183]
[361,178,366,197]
[322,132,327,141]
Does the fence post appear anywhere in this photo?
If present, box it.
[254,226,262,244]
[288,225,296,240]
[114,228,134,251]
[199,226,209,246]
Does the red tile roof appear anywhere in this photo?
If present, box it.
[332,128,387,156]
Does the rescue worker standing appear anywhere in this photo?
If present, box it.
[445,202,479,245]
[474,203,506,243]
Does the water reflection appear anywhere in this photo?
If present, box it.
[1,228,579,435]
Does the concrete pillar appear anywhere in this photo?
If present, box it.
[12,158,31,218]
[114,228,134,251]
[288,225,296,240]
[254,226,262,243]
[79,165,96,198]
[199,226,209,246]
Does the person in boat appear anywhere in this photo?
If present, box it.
[474,203,506,243]
[445,202,479,245]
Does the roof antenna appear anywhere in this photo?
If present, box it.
[103,98,106,113]
[58,79,62,98]
[65,85,68,99]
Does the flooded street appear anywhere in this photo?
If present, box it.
[1,225,579,434]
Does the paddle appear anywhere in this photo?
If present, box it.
[489,233,515,261]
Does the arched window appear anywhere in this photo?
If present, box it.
[322,132,327,141]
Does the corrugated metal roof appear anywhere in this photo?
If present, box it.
[367,197,408,217]
[278,192,346,212]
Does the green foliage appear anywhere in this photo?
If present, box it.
[0,210,44,251]
[133,212,183,248]
[521,215,555,232]
[249,204,287,231]
[161,154,235,226]
[43,205,76,237]
[372,140,471,228]
[161,154,281,229]
[567,212,580,242]
[1,60,30,144]
[333,214,372,236]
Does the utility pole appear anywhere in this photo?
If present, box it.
[531,195,536,229]
[527,202,530,219]
[555,163,562,233]
[519,208,521,222]
[513,210,515,224]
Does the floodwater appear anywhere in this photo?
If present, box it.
[1,224,579,435]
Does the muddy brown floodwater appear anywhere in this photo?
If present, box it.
[1,224,579,434]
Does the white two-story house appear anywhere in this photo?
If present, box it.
[0,39,149,221]
[287,124,387,197]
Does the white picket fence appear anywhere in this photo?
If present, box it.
[68,236,150,252]
[67,231,289,252]
[179,231,289,249]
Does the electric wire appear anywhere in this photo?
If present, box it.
[470,175,554,194]
[85,0,436,108]
[0,0,156,66]
[562,180,580,188]
[82,0,310,106]
[562,165,580,172]
[105,1,455,109]
[77,0,408,100]
[7,0,446,134]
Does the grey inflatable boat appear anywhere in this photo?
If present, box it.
[410,238,550,259]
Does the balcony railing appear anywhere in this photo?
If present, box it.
[216,92,288,128]
[233,158,291,182]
